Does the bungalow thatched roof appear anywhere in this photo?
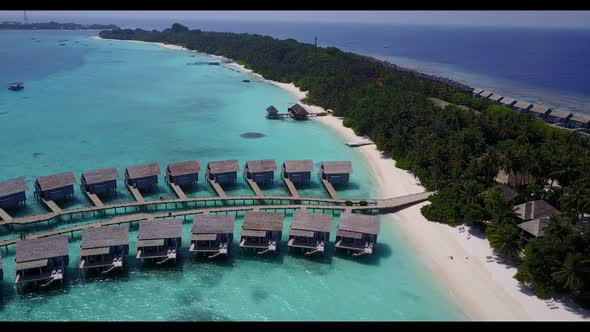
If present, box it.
[81,225,129,249]
[514,200,560,221]
[321,161,353,174]
[192,214,234,234]
[291,211,332,233]
[517,217,550,238]
[488,94,503,102]
[16,235,69,263]
[36,172,76,191]
[283,160,314,173]
[126,163,160,179]
[266,105,279,114]
[548,109,572,120]
[480,91,493,98]
[242,211,284,232]
[513,101,532,110]
[473,88,484,95]
[167,161,201,177]
[338,212,380,235]
[288,103,308,115]
[529,104,551,115]
[82,168,119,185]
[570,113,590,124]
[207,160,240,174]
[498,184,520,203]
[0,177,28,197]
[138,219,183,240]
[245,160,277,173]
[500,97,516,106]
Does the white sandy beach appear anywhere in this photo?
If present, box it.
[96,35,588,321]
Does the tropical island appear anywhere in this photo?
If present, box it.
[0,21,119,30]
[100,23,590,310]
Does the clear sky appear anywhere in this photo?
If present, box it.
[2,10,590,29]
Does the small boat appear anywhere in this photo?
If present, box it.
[8,82,24,91]
[242,80,251,83]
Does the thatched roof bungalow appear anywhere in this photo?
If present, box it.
[14,235,69,288]
[0,177,28,209]
[335,213,380,256]
[34,172,76,201]
[288,211,332,256]
[166,161,200,187]
[79,225,129,273]
[81,167,118,196]
[136,219,183,264]
[190,214,234,258]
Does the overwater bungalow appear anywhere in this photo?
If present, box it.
[529,104,552,120]
[206,160,240,185]
[288,211,332,256]
[125,162,160,191]
[244,160,277,186]
[567,113,590,130]
[472,88,484,97]
[499,97,517,107]
[189,214,235,258]
[517,217,551,241]
[495,169,536,187]
[239,211,284,256]
[335,213,380,257]
[288,103,309,120]
[512,101,533,113]
[80,167,118,196]
[166,161,200,188]
[136,219,183,264]
[14,235,69,290]
[514,200,560,221]
[479,90,493,99]
[79,225,129,274]
[266,105,280,119]
[34,172,76,201]
[0,177,28,209]
[545,109,572,125]
[0,252,3,281]
[282,160,314,185]
[488,94,504,103]
[319,161,353,186]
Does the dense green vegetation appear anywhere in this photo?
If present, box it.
[100,24,590,307]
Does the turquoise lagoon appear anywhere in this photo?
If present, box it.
[0,31,465,321]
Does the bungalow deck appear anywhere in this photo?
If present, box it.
[0,208,13,221]
[168,182,187,199]
[320,179,339,200]
[83,191,104,207]
[126,184,145,203]
[282,177,299,198]
[207,178,227,198]
[245,178,264,197]
[41,198,62,213]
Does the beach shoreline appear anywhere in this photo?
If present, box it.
[95,35,588,321]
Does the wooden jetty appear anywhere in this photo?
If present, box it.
[34,172,76,203]
[240,211,284,256]
[246,178,264,198]
[79,225,129,274]
[169,182,187,199]
[320,179,339,200]
[127,185,145,203]
[335,213,380,257]
[0,251,2,281]
[0,177,28,210]
[80,168,118,203]
[282,177,299,198]
[288,211,332,256]
[136,219,183,264]
[41,198,62,213]
[345,141,374,148]
[0,208,13,221]
[14,235,69,291]
[208,178,227,198]
[190,214,234,258]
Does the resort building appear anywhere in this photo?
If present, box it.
[266,105,280,119]
[34,172,76,201]
[488,94,504,103]
[136,219,183,264]
[244,160,277,186]
[517,217,551,241]
[125,163,160,191]
[512,101,533,113]
[528,104,552,120]
[498,184,520,203]
[189,214,235,258]
[495,170,536,187]
[0,177,28,210]
[282,160,314,185]
[166,161,200,188]
[239,211,284,256]
[545,109,573,125]
[319,161,353,186]
[14,235,69,290]
[567,113,590,130]
[206,160,240,185]
[80,167,119,196]
[288,211,332,256]
[335,213,380,256]
[79,225,129,274]
[515,200,560,221]
[288,103,309,120]
[499,97,517,107]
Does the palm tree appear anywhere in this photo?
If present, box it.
[551,253,590,294]
[559,183,590,222]
[549,159,580,188]
[487,222,522,260]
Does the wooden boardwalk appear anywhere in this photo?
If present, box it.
[0,191,433,249]
[320,179,339,200]
[282,177,299,198]
[207,179,227,198]
[0,208,13,221]
[127,185,145,203]
[168,182,187,200]
[41,199,62,213]
[83,190,104,208]
[245,178,264,198]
